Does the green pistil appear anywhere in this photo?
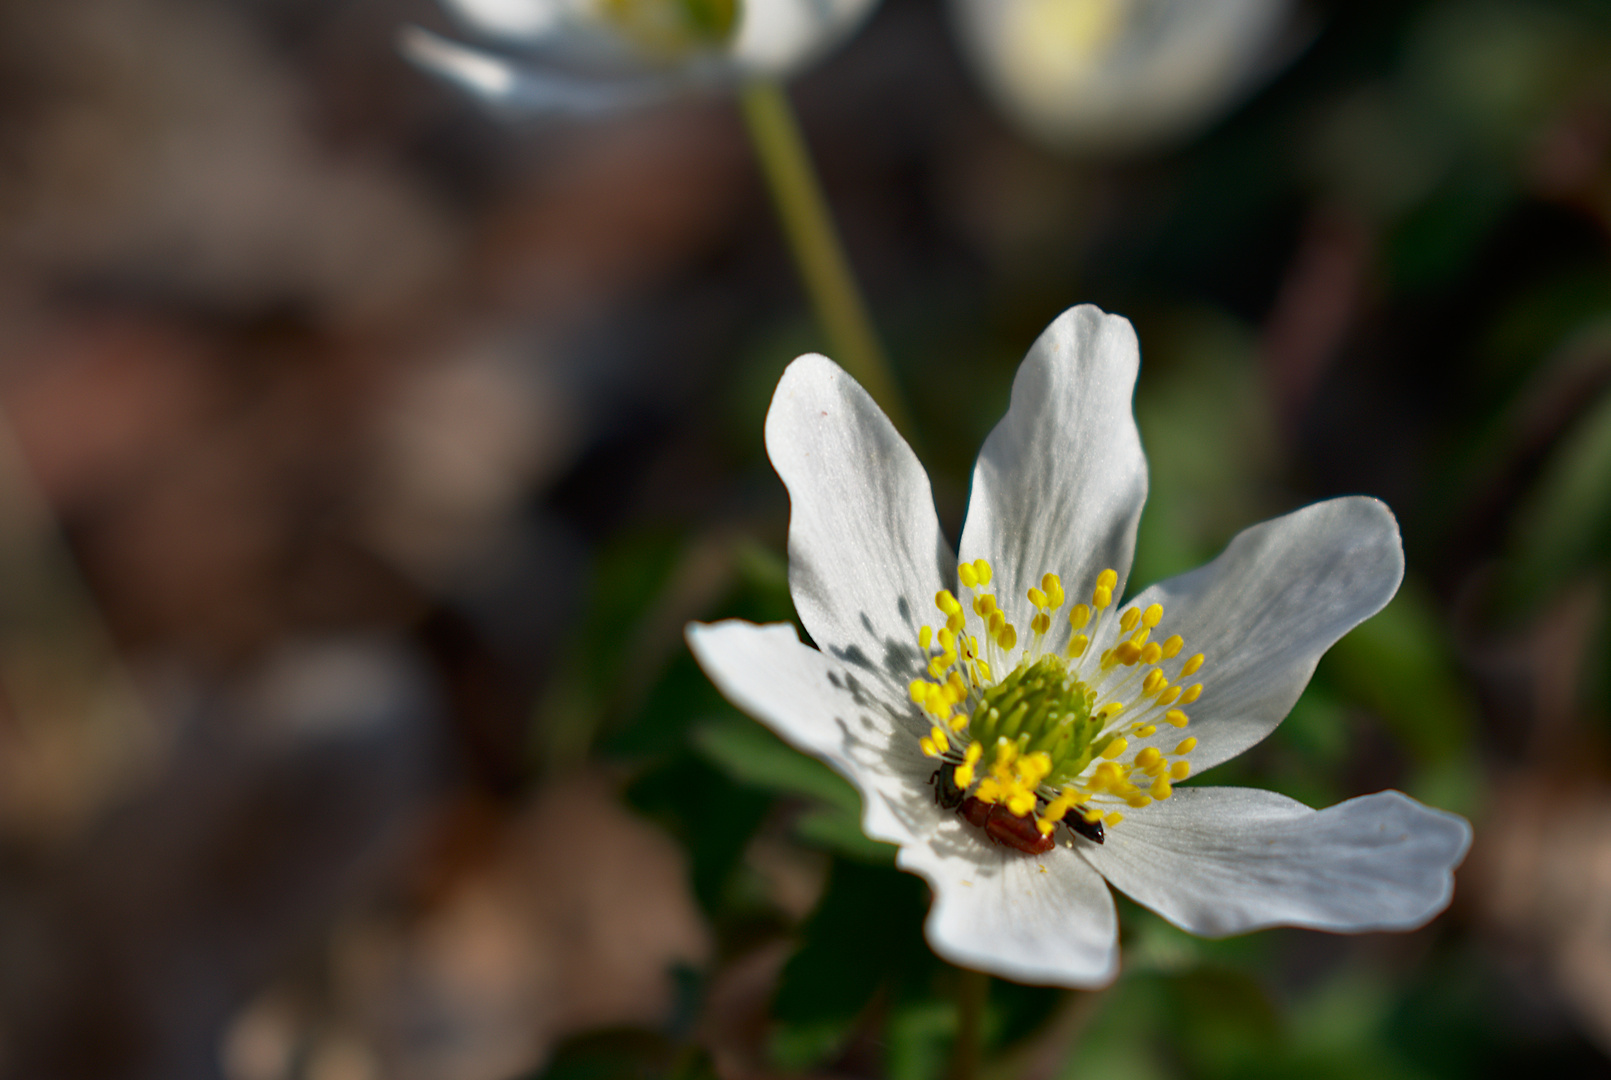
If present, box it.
[968,655,1102,788]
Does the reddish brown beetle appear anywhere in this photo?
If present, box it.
[958,795,1057,855]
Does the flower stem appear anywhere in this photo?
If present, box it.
[949,967,990,1080]
[737,78,912,436]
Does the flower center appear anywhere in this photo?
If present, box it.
[910,560,1206,842]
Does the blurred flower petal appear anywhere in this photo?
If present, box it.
[402,27,667,114]
[950,0,1299,154]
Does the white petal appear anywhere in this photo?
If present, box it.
[687,620,944,849]
[729,0,883,78]
[401,28,666,114]
[766,355,954,701]
[436,0,579,43]
[1083,786,1472,937]
[958,305,1146,652]
[948,0,1297,154]
[1133,496,1403,773]
[903,835,1118,986]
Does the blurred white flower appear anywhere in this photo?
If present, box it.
[403,0,879,114]
[950,0,1302,154]
[687,304,1470,986]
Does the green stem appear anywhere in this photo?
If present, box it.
[738,78,912,436]
[950,967,989,1080]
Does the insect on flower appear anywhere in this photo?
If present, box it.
[688,304,1471,986]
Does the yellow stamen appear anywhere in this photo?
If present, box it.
[1119,607,1141,633]
[1068,603,1090,630]
[958,562,979,589]
[1100,737,1128,759]
[1175,737,1197,754]
[1027,586,1047,608]
[1103,811,1124,827]
[1170,761,1191,781]
[1150,776,1173,800]
[1179,684,1203,704]
[1067,634,1089,658]
[1031,612,1051,635]
[973,559,993,585]
[1165,709,1189,728]
[919,626,933,649]
[1160,635,1183,659]
[1181,653,1204,676]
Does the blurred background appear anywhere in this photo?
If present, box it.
[0,0,1609,1076]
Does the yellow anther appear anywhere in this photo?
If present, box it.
[1100,737,1128,760]
[1093,585,1113,609]
[1031,612,1051,635]
[974,778,1000,803]
[1037,817,1056,836]
[964,742,983,766]
[974,594,997,618]
[1158,685,1182,706]
[1170,761,1191,781]
[976,659,993,682]
[958,563,979,589]
[998,624,1017,651]
[1142,603,1163,628]
[1096,569,1118,590]
[1090,761,1123,790]
[1021,751,1053,781]
[1127,793,1153,809]
[954,763,975,787]
[1067,634,1089,658]
[947,611,965,633]
[1113,641,1142,666]
[994,739,1018,769]
[1140,642,1164,666]
[1165,709,1189,728]
[947,671,967,698]
[920,736,937,757]
[1097,702,1125,720]
[1180,684,1203,704]
[936,590,961,615]
[1132,724,1157,737]
[1135,747,1162,770]
[1045,576,1065,609]
[928,657,948,678]
[1028,586,1047,608]
[919,626,933,650]
[987,610,1005,636]
[930,725,950,753]
[1181,653,1204,676]
[1119,607,1141,633]
[949,714,969,733]
[1068,603,1090,631]
[1141,669,1166,695]
[1150,776,1173,800]
[1175,737,1197,754]
[1103,811,1124,827]
[973,559,993,585]
[1007,790,1037,816]
[1160,635,1183,659]
[909,679,930,703]
[937,627,956,652]
[1129,627,1151,648]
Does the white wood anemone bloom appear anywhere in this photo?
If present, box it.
[949,0,1300,155]
[402,0,879,115]
[686,305,1472,986]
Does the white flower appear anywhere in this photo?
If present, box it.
[402,0,879,115]
[949,0,1301,154]
[686,304,1472,986]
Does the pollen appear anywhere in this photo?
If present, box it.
[910,562,1207,841]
